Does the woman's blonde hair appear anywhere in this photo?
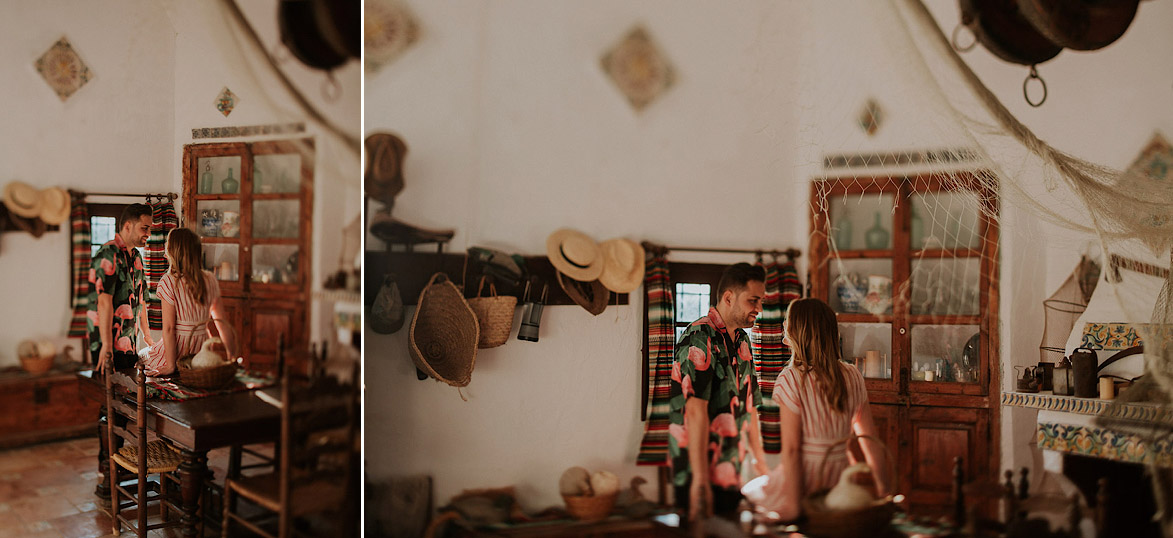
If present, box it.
[786,298,849,413]
[166,228,208,305]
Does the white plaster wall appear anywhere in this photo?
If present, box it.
[0,1,176,368]
[364,0,808,511]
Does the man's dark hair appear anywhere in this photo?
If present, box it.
[118,204,153,232]
[717,262,766,299]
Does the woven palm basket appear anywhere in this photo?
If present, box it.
[466,277,516,349]
[176,355,237,389]
[563,492,617,521]
[112,439,182,473]
[409,273,478,387]
[800,434,898,538]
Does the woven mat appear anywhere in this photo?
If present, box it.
[146,370,277,401]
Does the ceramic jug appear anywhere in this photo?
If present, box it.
[863,275,892,315]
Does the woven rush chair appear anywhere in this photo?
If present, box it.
[104,360,184,537]
[221,355,359,537]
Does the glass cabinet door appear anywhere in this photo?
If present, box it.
[910,325,980,383]
[828,193,895,251]
[841,322,893,379]
[830,258,894,316]
[910,191,982,250]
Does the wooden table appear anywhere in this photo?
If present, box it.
[78,369,280,538]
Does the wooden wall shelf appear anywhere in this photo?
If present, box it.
[365,250,629,307]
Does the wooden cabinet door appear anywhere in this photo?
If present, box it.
[244,300,305,374]
[904,406,989,513]
[217,296,246,359]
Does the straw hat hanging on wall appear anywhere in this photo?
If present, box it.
[3,181,43,219]
[598,238,645,294]
[546,228,604,282]
[40,187,71,226]
[556,270,609,316]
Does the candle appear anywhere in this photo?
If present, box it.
[1099,377,1115,400]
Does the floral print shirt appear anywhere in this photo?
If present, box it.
[668,307,763,490]
[87,234,146,356]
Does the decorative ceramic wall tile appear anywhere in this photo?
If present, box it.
[192,123,306,140]
[34,37,93,102]
[365,0,420,73]
[857,99,883,136]
[1036,422,1173,466]
[1081,322,1144,350]
[1002,391,1173,425]
[600,25,676,112]
[215,87,239,117]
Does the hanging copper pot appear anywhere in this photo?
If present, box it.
[1016,0,1139,51]
[959,0,1063,65]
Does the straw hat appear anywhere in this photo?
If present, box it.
[39,187,70,226]
[3,181,42,219]
[409,273,478,387]
[598,238,645,294]
[556,270,609,316]
[546,228,603,282]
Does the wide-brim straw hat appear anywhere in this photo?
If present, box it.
[409,273,478,387]
[546,228,603,282]
[556,270,609,316]
[3,181,42,219]
[39,187,71,226]
[598,238,645,294]
[365,132,407,206]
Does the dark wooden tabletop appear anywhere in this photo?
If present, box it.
[77,370,280,452]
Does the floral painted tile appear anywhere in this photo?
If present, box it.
[857,99,883,136]
[215,87,238,117]
[1081,322,1144,350]
[365,0,420,73]
[1037,422,1173,466]
[600,25,676,112]
[34,37,93,102]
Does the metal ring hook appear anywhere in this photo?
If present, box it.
[951,23,976,53]
[1023,65,1047,108]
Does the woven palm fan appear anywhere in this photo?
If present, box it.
[409,273,479,387]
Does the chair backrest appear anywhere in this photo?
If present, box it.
[276,356,359,515]
[104,361,148,464]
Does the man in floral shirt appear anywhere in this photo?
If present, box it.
[668,262,769,522]
[88,203,154,371]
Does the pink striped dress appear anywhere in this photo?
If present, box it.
[141,271,220,373]
[769,362,869,494]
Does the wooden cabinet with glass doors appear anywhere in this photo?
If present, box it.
[182,139,314,374]
[809,173,999,517]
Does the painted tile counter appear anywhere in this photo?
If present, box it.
[1002,391,1173,466]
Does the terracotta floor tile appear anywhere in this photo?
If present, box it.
[10,494,79,523]
[21,464,87,491]
[49,509,114,538]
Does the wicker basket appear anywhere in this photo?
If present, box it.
[466,277,517,349]
[409,273,478,387]
[176,355,237,389]
[20,355,54,375]
[800,434,898,538]
[563,493,617,521]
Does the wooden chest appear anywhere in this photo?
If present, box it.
[0,368,101,448]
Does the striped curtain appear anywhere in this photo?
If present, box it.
[146,199,178,330]
[67,197,90,337]
[636,251,674,466]
[752,257,803,453]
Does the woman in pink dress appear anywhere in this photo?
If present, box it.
[141,228,236,376]
[756,298,889,520]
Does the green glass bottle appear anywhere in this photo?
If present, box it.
[864,211,890,249]
[222,168,239,194]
